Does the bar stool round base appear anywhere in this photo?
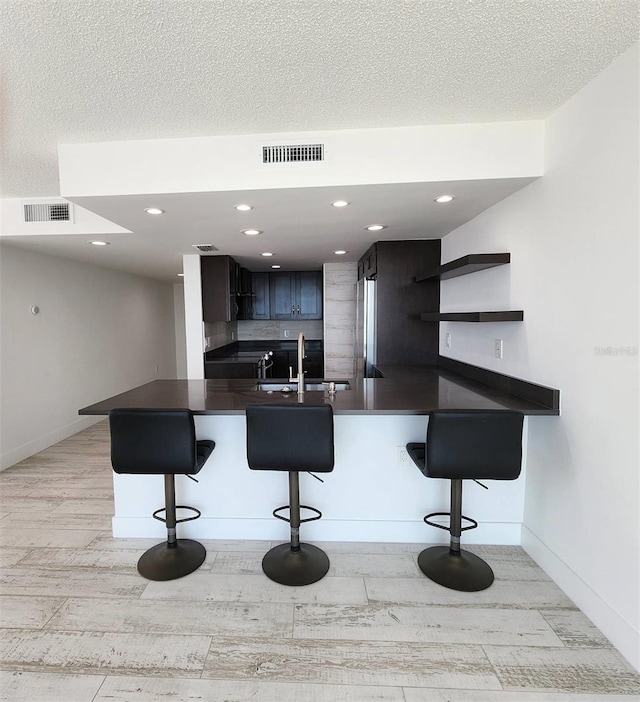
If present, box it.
[262,543,330,586]
[417,545,494,592]
[137,539,206,581]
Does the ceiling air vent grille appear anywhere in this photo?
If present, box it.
[262,143,324,164]
[23,201,72,222]
[192,244,219,253]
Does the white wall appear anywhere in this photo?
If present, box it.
[439,44,639,670]
[0,243,178,469]
[59,121,543,197]
[173,283,187,378]
[183,254,205,379]
[112,414,526,547]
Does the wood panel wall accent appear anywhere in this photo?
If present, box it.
[374,240,441,366]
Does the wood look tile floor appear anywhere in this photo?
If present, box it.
[1,422,639,702]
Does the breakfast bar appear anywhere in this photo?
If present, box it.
[79,361,559,545]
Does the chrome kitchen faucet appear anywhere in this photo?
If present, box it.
[288,332,306,399]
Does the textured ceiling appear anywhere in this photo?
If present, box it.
[1,0,638,199]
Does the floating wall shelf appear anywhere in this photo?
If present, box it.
[421,311,524,323]
[416,253,511,282]
[417,252,524,323]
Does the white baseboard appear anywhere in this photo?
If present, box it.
[112,516,522,545]
[522,525,639,673]
[0,415,104,471]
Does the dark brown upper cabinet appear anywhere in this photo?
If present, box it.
[269,271,322,320]
[357,240,442,366]
[250,272,271,320]
[201,255,239,323]
[357,244,377,280]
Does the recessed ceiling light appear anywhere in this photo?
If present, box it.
[235,204,253,211]
[434,195,454,203]
[332,200,350,207]
[241,229,262,236]
[88,240,110,246]
[145,207,164,215]
[261,252,274,257]
[177,273,184,277]
[271,264,281,269]
[334,250,348,255]
[365,224,386,231]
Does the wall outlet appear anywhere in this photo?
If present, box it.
[154,365,159,374]
[396,446,411,467]
[494,338,504,359]
[231,331,235,341]
[445,332,452,348]
[284,329,290,338]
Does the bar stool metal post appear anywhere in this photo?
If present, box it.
[108,408,215,581]
[407,410,524,592]
[246,403,334,586]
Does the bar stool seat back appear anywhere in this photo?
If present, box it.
[246,403,334,586]
[109,408,215,581]
[407,409,524,592]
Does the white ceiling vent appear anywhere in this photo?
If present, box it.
[262,143,324,164]
[192,244,219,253]
[23,200,73,223]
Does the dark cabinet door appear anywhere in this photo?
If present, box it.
[269,271,322,320]
[357,244,377,280]
[205,363,257,379]
[302,350,324,378]
[237,267,252,320]
[297,271,322,319]
[270,350,290,378]
[269,273,297,319]
[201,256,238,322]
[250,272,270,320]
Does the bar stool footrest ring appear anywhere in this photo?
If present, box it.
[273,504,322,524]
[424,511,478,533]
[152,505,202,525]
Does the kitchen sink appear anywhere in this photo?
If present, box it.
[252,381,351,392]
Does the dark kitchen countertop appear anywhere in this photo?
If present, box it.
[204,340,323,364]
[79,361,559,417]
[205,351,265,364]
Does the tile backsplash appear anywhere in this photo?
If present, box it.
[238,320,323,341]
[203,320,323,351]
[203,320,237,351]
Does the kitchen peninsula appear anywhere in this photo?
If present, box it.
[80,361,559,545]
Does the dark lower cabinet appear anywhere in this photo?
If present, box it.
[205,363,257,379]
[270,350,290,378]
[304,351,324,378]
[270,350,324,378]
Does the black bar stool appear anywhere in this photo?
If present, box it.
[407,409,524,592]
[109,408,215,581]
[246,403,334,586]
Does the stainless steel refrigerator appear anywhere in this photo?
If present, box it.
[354,277,377,378]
